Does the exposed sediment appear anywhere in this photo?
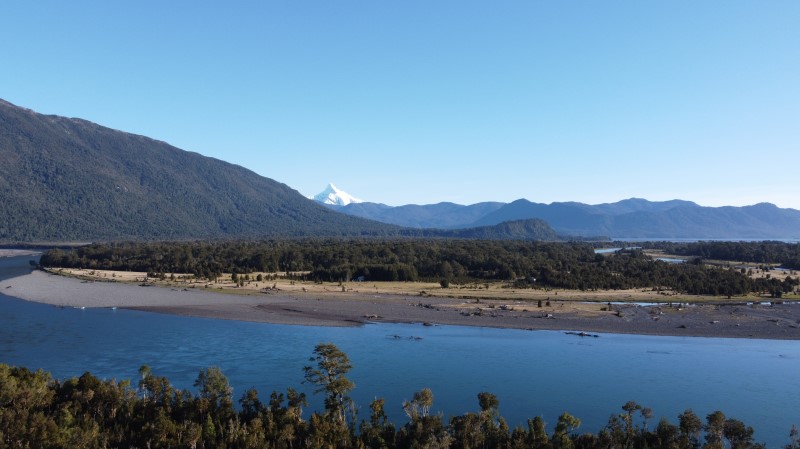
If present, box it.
[2,270,799,339]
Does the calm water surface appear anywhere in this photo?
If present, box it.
[1,256,798,447]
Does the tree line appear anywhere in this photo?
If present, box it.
[40,240,798,297]
[1,343,792,449]
[644,241,800,270]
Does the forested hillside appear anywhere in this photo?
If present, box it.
[470,199,800,239]
[337,201,505,229]
[0,99,400,242]
[0,100,564,243]
[335,196,800,240]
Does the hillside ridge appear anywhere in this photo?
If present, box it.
[329,197,800,239]
[0,99,559,242]
[0,99,399,242]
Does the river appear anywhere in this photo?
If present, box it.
[1,255,798,447]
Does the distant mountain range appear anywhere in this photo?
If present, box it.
[315,188,800,240]
[468,199,800,239]
[6,96,794,243]
[338,201,506,229]
[0,99,556,242]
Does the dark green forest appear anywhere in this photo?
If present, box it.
[0,343,790,449]
[639,242,800,270]
[41,240,798,297]
[0,99,558,243]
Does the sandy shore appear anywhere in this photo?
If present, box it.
[2,269,800,340]
[0,249,41,258]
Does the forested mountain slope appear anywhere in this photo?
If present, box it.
[0,100,564,242]
[337,201,505,229]
[330,195,800,239]
[0,99,399,242]
[471,199,800,239]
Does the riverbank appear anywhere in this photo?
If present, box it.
[0,249,41,258]
[2,269,799,339]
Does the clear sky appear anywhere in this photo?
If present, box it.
[2,2,798,209]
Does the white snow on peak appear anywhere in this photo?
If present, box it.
[311,183,363,206]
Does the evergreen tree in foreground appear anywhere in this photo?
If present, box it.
[0,344,793,449]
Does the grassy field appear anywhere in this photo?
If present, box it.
[50,264,799,305]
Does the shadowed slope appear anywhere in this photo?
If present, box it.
[0,99,397,242]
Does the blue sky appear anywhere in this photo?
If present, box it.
[2,2,799,208]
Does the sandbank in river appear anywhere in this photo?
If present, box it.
[2,267,799,340]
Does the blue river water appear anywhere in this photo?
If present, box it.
[1,256,798,447]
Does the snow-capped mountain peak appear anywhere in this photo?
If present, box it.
[311,183,363,206]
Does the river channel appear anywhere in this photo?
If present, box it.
[1,255,798,447]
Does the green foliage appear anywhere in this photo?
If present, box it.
[41,239,798,295]
[304,343,355,424]
[642,241,800,269]
[434,219,558,240]
[194,366,233,407]
[403,388,434,421]
[0,346,788,449]
[0,99,401,242]
[0,99,563,243]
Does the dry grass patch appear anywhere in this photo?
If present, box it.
[50,264,798,302]
[49,267,755,304]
